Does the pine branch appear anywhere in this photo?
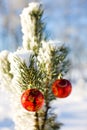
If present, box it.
[35,112,40,130]
[41,80,50,130]
[0,51,13,78]
[12,56,39,91]
[41,104,49,130]
[47,114,63,130]
[0,2,71,130]
[50,44,70,79]
[21,3,46,54]
[30,6,44,42]
[29,5,45,54]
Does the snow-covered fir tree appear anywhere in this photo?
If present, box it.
[0,2,71,130]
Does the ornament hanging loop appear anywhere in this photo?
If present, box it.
[58,73,63,79]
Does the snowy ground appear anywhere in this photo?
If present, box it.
[0,69,87,130]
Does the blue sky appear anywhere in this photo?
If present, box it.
[0,0,87,130]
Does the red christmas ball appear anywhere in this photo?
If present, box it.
[21,89,44,112]
[52,79,72,98]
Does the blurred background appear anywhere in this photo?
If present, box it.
[0,0,87,130]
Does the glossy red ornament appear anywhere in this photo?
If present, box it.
[21,89,44,112]
[52,79,72,98]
